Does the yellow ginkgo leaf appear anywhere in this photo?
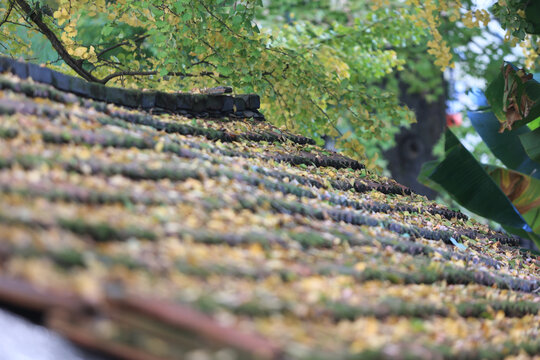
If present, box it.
[73,47,87,57]
[53,8,69,25]
[154,141,165,152]
[341,130,353,140]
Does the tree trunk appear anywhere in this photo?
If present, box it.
[384,77,447,199]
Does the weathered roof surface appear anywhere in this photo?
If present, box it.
[0,60,539,360]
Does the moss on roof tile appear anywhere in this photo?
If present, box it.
[0,68,539,360]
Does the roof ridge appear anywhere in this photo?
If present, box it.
[0,56,264,119]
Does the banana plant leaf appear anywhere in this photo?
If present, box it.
[525,1,540,35]
[468,110,540,178]
[528,117,540,130]
[485,165,540,235]
[417,160,444,193]
[519,127,540,164]
[419,130,534,236]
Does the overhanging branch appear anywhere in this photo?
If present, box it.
[100,70,227,84]
[0,0,14,28]
[13,0,99,82]
[11,0,277,85]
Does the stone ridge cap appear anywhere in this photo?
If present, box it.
[0,56,263,119]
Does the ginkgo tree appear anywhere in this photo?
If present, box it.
[0,0,538,167]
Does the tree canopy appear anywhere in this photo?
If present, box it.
[0,0,538,167]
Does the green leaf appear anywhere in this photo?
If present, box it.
[484,67,506,124]
[519,127,540,164]
[419,130,532,233]
[102,26,113,36]
[527,116,540,130]
[468,110,540,178]
[181,11,192,22]
[174,0,190,13]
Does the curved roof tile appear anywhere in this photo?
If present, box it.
[0,59,539,360]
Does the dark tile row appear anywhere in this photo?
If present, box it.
[0,56,263,118]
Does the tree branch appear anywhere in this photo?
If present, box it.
[100,70,227,84]
[13,0,99,82]
[96,34,149,59]
[4,19,34,29]
[309,97,343,137]
[0,0,14,28]
[262,74,291,122]
[196,0,240,38]
[10,0,280,86]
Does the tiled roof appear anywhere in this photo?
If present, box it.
[0,59,539,360]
